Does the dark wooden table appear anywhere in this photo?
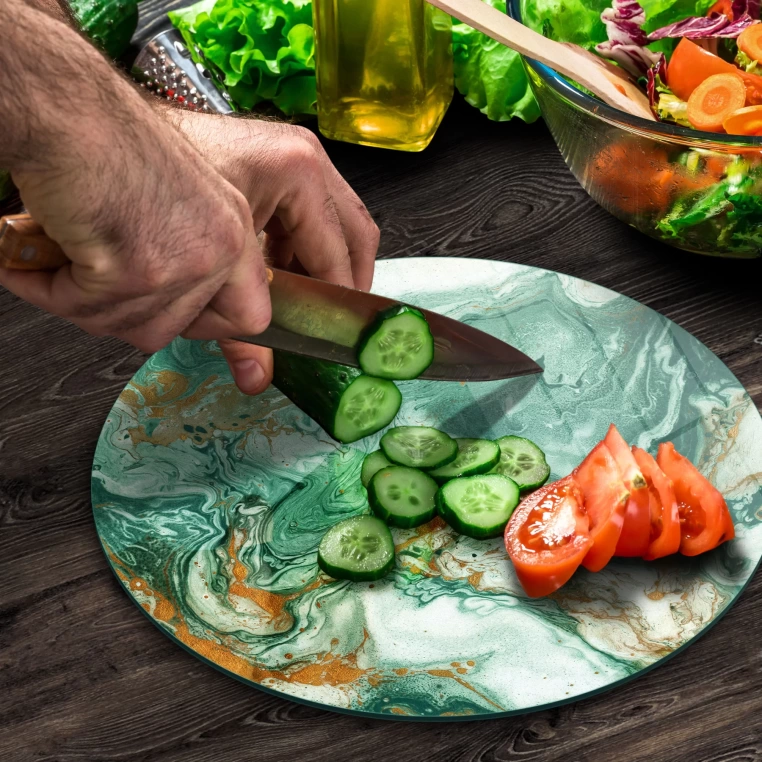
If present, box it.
[3,3,762,761]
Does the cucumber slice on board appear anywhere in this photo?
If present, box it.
[357,305,435,380]
[437,474,520,539]
[361,451,393,488]
[368,466,439,528]
[490,436,551,492]
[272,351,401,444]
[428,438,501,483]
[317,515,395,582]
[380,426,458,470]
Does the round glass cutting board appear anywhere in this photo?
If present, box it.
[92,258,762,720]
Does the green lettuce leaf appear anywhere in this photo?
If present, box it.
[169,0,317,116]
[736,48,761,73]
[522,0,715,56]
[452,0,540,122]
[657,158,762,253]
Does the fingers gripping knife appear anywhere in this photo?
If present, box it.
[131,29,235,115]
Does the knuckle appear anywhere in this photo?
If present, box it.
[366,219,381,247]
[140,261,174,291]
[282,139,321,174]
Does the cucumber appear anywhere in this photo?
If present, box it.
[380,426,458,470]
[368,466,438,528]
[357,305,434,380]
[437,474,520,539]
[489,436,551,492]
[272,351,401,444]
[317,515,395,582]
[428,438,501,483]
[361,450,392,488]
[68,0,139,59]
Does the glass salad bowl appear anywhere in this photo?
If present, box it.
[510,0,762,259]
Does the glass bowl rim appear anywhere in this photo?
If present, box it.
[508,0,762,147]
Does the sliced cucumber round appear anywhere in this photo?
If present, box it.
[361,450,393,489]
[357,305,434,381]
[368,466,439,528]
[489,436,550,492]
[437,474,520,539]
[428,438,501,483]
[380,426,458,470]
[317,515,395,582]
[333,376,402,443]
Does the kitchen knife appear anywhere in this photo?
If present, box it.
[0,212,542,382]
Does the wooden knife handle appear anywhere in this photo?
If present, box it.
[0,213,70,270]
[0,212,277,281]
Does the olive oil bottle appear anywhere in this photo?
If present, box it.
[312,0,453,152]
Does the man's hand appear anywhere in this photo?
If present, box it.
[1,0,379,395]
[163,110,380,391]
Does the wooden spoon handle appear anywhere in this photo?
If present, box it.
[427,0,655,120]
[0,213,69,270]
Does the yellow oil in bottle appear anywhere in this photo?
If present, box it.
[312,0,453,152]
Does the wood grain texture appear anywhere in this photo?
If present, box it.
[2,3,762,761]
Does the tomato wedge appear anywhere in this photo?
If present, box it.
[604,425,650,557]
[574,442,629,572]
[505,477,591,598]
[657,442,735,556]
[632,446,681,560]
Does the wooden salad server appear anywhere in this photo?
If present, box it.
[427,0,655,120]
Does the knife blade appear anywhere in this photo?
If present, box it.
[0,212,542,382]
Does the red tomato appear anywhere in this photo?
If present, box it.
[505,477,591,598]
[574,442,629,572]
[657,442,735,555]
[604,425,651,557]
[632,446,681,560]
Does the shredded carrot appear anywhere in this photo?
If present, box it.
[722,104,762,135]
[738,22,762,64]
[686,73,747,132]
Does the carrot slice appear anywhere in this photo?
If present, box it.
[668,39,762,105]
[738,22,762,64]
[687,73,746,132]
[722,104,762,135]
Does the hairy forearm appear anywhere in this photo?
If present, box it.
[24,0,73,25]
[1,0,155,172]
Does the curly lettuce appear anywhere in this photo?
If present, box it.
[452,0,540,122]
[169,0,317,116]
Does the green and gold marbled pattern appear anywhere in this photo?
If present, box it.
[92,259,762,719]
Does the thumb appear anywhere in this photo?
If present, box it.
[219,339,273,396]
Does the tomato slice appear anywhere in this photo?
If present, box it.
[632,446,681,560]
[604,425,650,557]
[505,477,591,598]
[574,442,629,572]
[656,442,734,556]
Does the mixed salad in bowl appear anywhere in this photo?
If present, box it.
[517,0,762,257]
[597,0,762,134]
